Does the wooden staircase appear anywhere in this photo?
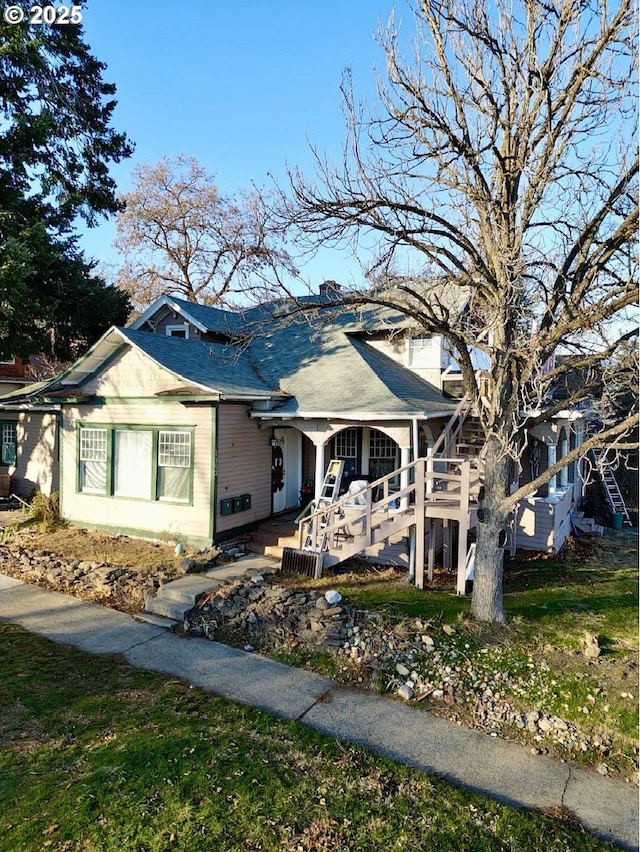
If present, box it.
[246,518,299,559]
[298,455,478,594]
[255,397,484,593]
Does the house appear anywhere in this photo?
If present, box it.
[0,377,59,499]
[0,355,31,394]
[0,286,589,591]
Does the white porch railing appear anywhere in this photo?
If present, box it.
[298,456,476,592]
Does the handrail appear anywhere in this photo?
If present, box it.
[300,456,474,554]
[430,394,472,457]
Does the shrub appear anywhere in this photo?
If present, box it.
[29,491,61,529]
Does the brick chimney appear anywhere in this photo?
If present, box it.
[319,279,341,295]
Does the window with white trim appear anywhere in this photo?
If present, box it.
[408,335,436,367]
[369,432,396,459]
[369,430,398,481]
[77,425,193,503]
[1,422,17,465]
[335,428,357,459]
[157,431,191,501]
[79,428,107,492]
[166,324,189,339]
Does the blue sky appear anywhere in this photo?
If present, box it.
[79,0,400,289]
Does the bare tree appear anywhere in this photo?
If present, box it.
[115,155,295,311]
[276,0,638,622]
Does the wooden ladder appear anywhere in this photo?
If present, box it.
[303,460,344,552]
[590,449,631,524]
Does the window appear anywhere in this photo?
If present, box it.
[335,428,357,459]
[442,377,465,399]
[77,425,192,503]
[369,432,397,459]
[114,430,153,498]
[369,430,398,480]
[1,422,16,465]
[408,335,435,367]
[332,428,359,480]
[157,431,191,501]
[166,324,189,339]
[79,428,107,492]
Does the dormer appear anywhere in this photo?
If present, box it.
[130,295,240,344]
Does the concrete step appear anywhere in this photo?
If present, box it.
[134,611,178,628]
[155,575,224,606]
[264,544,285,559]
[143,555,279,621]
[145,596,192,621]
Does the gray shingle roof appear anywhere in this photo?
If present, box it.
[117,329,275,398]
[247,315,453,417]
[160,297,244,336]
[41,292,461,417]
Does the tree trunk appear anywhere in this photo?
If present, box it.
[470,440,509,623]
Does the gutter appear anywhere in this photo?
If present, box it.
[249,408,457,420]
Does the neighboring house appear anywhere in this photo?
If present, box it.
[0,286,589,591]
[0,380,59,498]
[0,355,31,394]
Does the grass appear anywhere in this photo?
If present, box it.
[272,532,639,768]
[2,518,637,779]
[0,623,620,852]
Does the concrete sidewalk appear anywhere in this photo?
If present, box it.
[1,572,637,850]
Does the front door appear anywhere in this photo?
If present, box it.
[272,428,301,513]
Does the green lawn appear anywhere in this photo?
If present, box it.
[0,623,618,852]
[274,532,638,765]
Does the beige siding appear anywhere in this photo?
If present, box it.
[553,487,575,552]
[216,403,272,533]
[2,412,58,496]
[516,488,574,552]
[366,336,407,365]
[60,401,214,546]
[81,346,194,397]
[516,499,554,550]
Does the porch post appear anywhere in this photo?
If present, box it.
[559,432,568,487]
[456,518,468,595]
[400,446,410,510]
[427,519,436,582]
[457,461,470,595]
[314,440,325,502]
[415,457,425,588]
[443,520,451,570]
[547,444,557,495]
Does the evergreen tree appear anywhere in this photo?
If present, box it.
[0,4,134,359]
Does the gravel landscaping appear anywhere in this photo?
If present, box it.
[1,523,637,785]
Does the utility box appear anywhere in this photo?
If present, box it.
[241,493,251,511]
[220,497,234,516]
[233,496,243,513]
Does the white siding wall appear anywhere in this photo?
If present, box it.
[516,499,554,550]
[216,404,272,534]
[60,400,214,546]
[366,335,445,388]
[2,412,58,496]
